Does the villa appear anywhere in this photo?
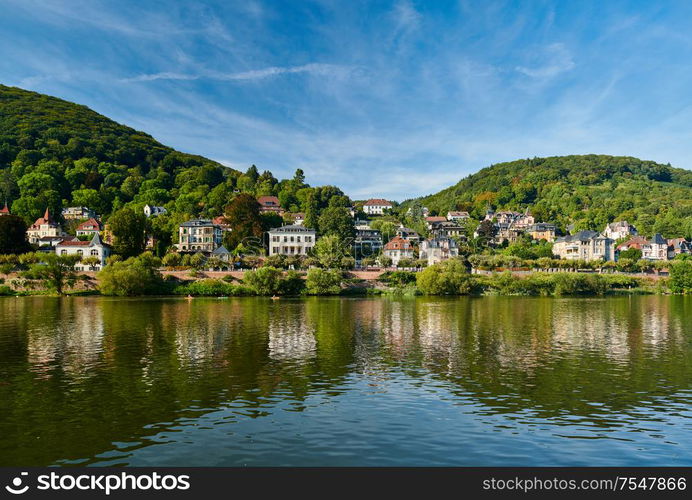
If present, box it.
[553,230,615,261]
[363,199,393,215]
[75,218,102,237]
[268,225,316,256]
[383,236,415,265]
[527,223,557,242]
[447,211,470,222]
[144,204,167,218]
[419,237,459,266]
[258,196,284,214]
[62,206,96,220]
[55,233,111,271]
[602,221,638,240]
[26,208,68,244]
[176,219,224,254]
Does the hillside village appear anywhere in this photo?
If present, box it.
[1,189,690,277]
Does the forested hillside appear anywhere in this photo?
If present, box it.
[402,155,692,239]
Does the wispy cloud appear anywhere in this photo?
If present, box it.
[515,43,575,79]
[121,63,352,83]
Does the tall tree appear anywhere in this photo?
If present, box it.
[303,190,319,230]
[318,206,355,243]
[109,207,147,257]
[28,253,82,295]
[0,215,30,254]
[223,193,264,250]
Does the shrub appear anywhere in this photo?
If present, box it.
[98,253,164,296]
[416,259,471,295]
[305,268,342,295]
[279,270,305,296]
[380,270,417,286]
[0,285,13,296]
[179,279,235,296]
[243,266,283,295]
[669,260,692,293]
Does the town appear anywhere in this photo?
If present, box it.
[0,187,690,297]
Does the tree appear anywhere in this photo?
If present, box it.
[618,248,642,261]
[475,219,497,244]
[98,253,164,296]
[109,207,147,257]
[223,193,264,250]
[669,259,692,294]
[305,268,342,295]
[317,206,355,243]
[303,190,319,230]
[416,259,472,295]
[26,253,82,295]
[314,234,349,269]
[243,266,283,295]
[0,215,30,254]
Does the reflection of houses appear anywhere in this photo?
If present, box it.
[527,223,557,242]
[27,208,68,244]
[55,233,111,271]
[268,225,315,256]
[362,198,393,215]
[62,206,96,220]
[420,237,459,266]
[383,236,415,265]
[257,195,283,214]
[176,219,224,254]
[553,230,614,261]
[143,204,167,218]
[75,217,102,237]
[602,221,637,240]
[268,314,316,362]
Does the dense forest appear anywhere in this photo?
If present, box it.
[401,155,692,239]
[0,85,352,250]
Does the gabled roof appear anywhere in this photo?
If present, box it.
[648,233,667,245]
[0,202,9,214]
[212,245,231,255]
[269,224,315,233]
[425,216,446,223]
[76,218,102,231]
[617,236,648,250]
[30,207,58,228]
[384,236,412,250]
[363,198,392,206]
[257,195,281,206]
[556,230,601,243]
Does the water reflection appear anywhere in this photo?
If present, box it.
[0,295,689,466]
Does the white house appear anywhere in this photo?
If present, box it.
[419,237,459,266]
[177,219,224,254]
[62,206,96,220]
[641,234,670,260]
[447,211,470,222]
[26,208,68,244]
[553,230,615,261]
[602,221,638,241]
[362,199,393,215]
[55,233,111,271]
[268,225,316,256]
[383,236,415,265]
[144,204,167,218]
[75,217,102,237]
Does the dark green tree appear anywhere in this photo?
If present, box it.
[0,215,31,254]
[317,206,355,243]
[223,193,264,250]
[108,207,147,258]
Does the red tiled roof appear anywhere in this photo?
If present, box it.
[257,196,281,206]
[363,198,392,206]
[425,216,446,223]
[76,218,101,231]
[617,236,648,251]
[212,216,228,225]
[0,202,9,214]
[56,240,90,247]
[384,236,413,251]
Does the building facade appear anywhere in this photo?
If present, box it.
[527,223,557,242]
[641,234,670,260]
[144,205,167,218]
[419,237,459,266]
[76,218,102,237]
[62,206,96,220]
[55,233,110,271]
[362,199,393,215]
[383,236,415,265]
[258,196,283,214]
[602,221,637,240]
[268,225,316,256]
[177,219,224,253]
[27,208,67,244]
[553,230,615,261]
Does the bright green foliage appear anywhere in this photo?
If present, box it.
[97,253,163,296]
[108,207,147,258]
[618,247,642,260]
[243,266,283,295]
[416,259,472,295]
[314,234,349,268]
[24,253,82,295]
[317,206,355,243]
[305,268,342,295]
[668,259,692,293]
[402,155,692,238]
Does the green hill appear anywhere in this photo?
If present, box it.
[402,155,692,239]
[0,84,241,223]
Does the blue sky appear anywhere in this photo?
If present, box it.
[2,0,692,200]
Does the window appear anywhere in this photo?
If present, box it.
[91,249,99,256]
[61,250,67,255]
[77,250,83,256]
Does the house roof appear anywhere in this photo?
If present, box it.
[212,245,231,255]
[56,240,90,247]
[649,233,667,245]
[617,236,648,250]
[425,216,446,223]
[212,216,228,226]
[363,198,392,206]
[269,224,315,233]
[424,237,459,248]
[180,218,218,228]
[0,202,9,214]
[76,218,101,231]
[384,236,412,250]
[556,230,602,243]
[528,223,556,231]
[447,211,469,217]
[257,195,281,206]
[30,207,58,228]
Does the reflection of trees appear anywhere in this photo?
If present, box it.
[0,295,689,466]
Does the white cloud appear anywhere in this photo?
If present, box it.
[120,63,352,83]
[515,43,575,79]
